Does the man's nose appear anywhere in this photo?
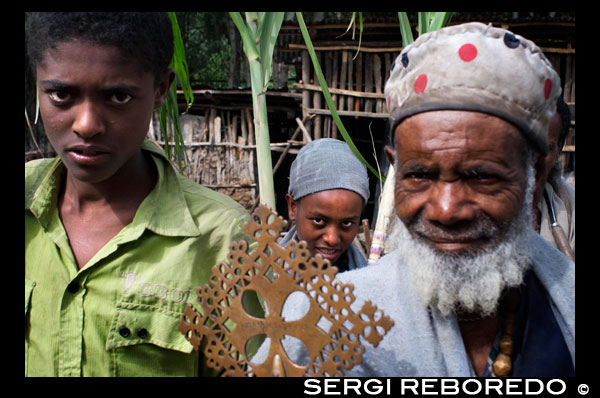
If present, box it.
[424,181,476,226]
[72,101,105,139]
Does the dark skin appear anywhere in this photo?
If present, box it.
[36,40,175,269]
[286,189,363,266]
[385,110,544,376]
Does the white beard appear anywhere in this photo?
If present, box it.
[394,165,536,317]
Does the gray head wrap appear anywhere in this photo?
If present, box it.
[384,22,561,155]
[288,138,369,203]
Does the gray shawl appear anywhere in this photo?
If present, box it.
[262,229,574,376]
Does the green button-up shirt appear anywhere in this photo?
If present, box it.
[25,140,255,376]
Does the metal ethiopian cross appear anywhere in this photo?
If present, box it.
[178,204,394,376]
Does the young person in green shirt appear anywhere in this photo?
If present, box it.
[25,12,260,377]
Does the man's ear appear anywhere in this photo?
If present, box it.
[384,145,396,166]
[153,68,176,109]
[285,193,297,222]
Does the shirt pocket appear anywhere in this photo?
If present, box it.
[106,301,197,376]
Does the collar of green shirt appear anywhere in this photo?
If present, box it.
[25,139,201,239]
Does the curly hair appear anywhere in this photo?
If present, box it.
[26,12,174,83]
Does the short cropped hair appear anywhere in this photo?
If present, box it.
[26,12,174,83]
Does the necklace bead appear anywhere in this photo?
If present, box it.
[493,353,512,376]
[491,288,520,377]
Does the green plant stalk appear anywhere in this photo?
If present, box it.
[249,62,276,210]
[296,12,383,182]
[230,12,278,209]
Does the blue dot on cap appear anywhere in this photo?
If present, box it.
[401,53,409,67]
[503,33,520,49]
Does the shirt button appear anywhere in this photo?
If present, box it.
[66,281,79,293]
[136,328,149,339]
[119,326,131,338]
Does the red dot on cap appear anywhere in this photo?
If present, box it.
[414,74,428,94]
[458,44,478,62]
[544,78,552,99]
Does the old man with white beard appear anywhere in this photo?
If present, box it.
[264,22,574,377]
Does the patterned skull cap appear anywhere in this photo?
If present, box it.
[384,22,561,155]
[288,138,369,203]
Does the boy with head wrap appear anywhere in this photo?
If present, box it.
[282,138,370,272]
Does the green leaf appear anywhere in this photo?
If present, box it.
[230,12,259,60]
[352,12,364,60]
[296,12,383,182]
[337,12,356,39]
[418,12,429,36]
[245,12,260,37]
[156,12,193,174]
[397,12,414,47]
[428,12,453,32]
[169,12,193,110]
[258,12,284,88]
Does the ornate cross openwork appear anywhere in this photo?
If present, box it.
[178,204,394,376]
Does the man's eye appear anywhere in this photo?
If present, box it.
[48,90,71,104]
[404,172,431,180]
[462,169,497,181]
[311,218,325,226]
[111,93,132,104]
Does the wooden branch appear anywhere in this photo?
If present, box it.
[203,184,257,188]
[301,51,311,118]
[306,107,390,119]
[355,52,363,115]
[272,114,313,174]
[184,88,302,99]
[347,51,354,111]
[297,117,312,142]
[338,50,348,111]
[294,83,386,99]
[313,51,322,139]
[156,141,258,149]
[289,43,402,53]
[364,54,374,113]
[540,47,576,54]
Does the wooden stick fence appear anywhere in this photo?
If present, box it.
[295,45,396,135]
[150,106,260,211]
